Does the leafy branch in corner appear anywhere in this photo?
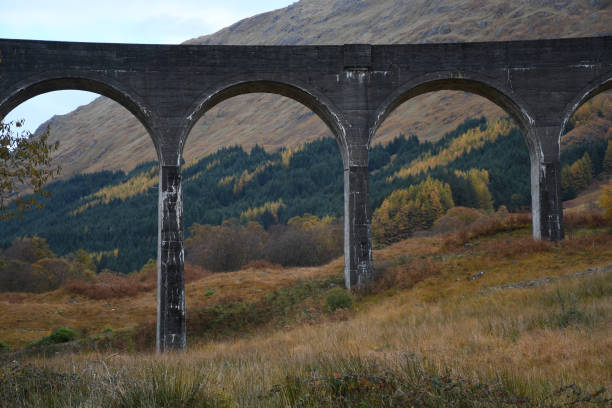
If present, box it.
[0,120,60,220]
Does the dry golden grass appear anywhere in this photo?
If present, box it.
[3,218,610,405]
[33,255,611,405]
[0,258,343,348]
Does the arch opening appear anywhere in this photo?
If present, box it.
[0,87,163,348]
[180,88,347,275]
[0,77,158,154]
[3,90,98,134]
[1,87,158,183]
[372,78,532,142]
[561,76,612,140]
[1,88,159,274]
[182,80,348,163]
[559,85,612,229]
[369,85,531,250]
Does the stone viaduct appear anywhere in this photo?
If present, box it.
[0,36,610,351]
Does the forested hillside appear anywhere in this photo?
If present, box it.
[3,118,610,274]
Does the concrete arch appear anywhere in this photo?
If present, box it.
[0,73,159,155]
[370,72,534,152]
[181,77,350,165]
[559,71,612,142]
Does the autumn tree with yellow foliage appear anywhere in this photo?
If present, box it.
[373,177,454,245]
[454,169,494,211]
[561,152,593,197]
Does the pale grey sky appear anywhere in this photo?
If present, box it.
[0,0,296,132]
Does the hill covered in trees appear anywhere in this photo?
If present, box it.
[3,118,610,274]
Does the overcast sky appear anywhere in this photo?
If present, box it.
[1,0,296,133]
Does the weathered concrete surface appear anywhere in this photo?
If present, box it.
[1,36,610,350]
[157,165,185,351]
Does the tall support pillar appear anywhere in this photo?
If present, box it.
[341,44,375,290]
[344,148,373,290]
[529,126,564,241]
[157,164,186,352]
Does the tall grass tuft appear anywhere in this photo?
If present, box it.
[106,364,232,408]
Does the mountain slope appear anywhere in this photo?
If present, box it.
[34,0,612,179]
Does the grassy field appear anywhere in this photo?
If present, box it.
[1,210,611,406]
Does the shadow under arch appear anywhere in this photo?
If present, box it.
[181,79,349,165]
[370,74,533,153]
[559,72,612,142]
[0,74,159,155]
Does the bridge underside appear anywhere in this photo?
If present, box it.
[1,36,610,351]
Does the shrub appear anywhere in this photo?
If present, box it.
[325,288,354,312]
[185,220,266,272]
[0,340,10,352]
[28,327,77,348]
[0,259,51,293]
[2,236,54,264]
[0,238,97,293]
[45,327,77,344]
